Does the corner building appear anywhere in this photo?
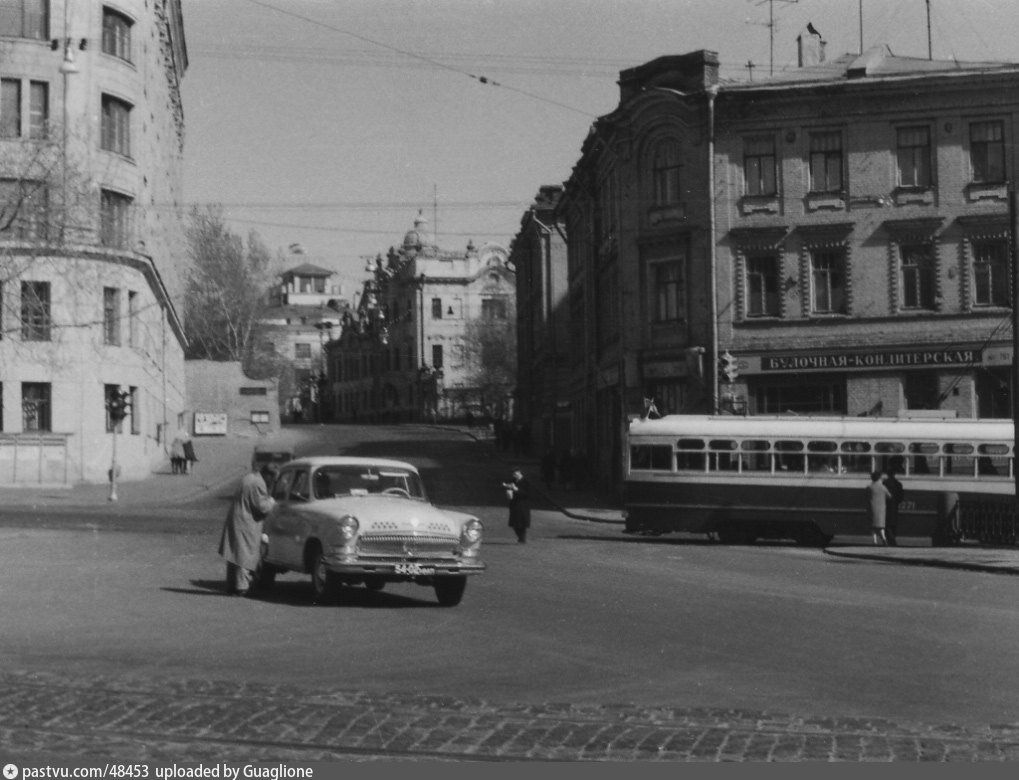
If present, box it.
[0,1,188,484]
[554,45,1019,494]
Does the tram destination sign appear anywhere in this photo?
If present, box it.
[761,348,980,372]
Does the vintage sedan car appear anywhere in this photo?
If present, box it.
[258,456,485,606]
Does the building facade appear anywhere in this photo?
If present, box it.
[545,43,1019,495]
[0,1,189,484]
[511,185,571,459]
[257,262,347,421]
[327,213,513,423]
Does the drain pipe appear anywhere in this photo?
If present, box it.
[707,84,719,414]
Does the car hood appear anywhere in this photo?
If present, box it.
[306,496,474,536]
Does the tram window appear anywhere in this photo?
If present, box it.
[977,443,1009,478]
[630,445,673,471]
[807,440,839,472]
[740,439,771,472]
[775,440,805,472]
[908,442,937,475]
[942,442,974,475]
[709,439,739,470]
[840,441,872,474]
[875,442,905,475]
[676,438,706,471]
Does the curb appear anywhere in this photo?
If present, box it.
[822,547,1019,576]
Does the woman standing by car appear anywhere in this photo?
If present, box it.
[218,464,278,596]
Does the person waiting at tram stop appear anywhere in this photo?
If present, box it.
[866,471,892,546]
[884,469,904,546]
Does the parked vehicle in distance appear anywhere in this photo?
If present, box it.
[258,456,485,606]
[252,444,295,471]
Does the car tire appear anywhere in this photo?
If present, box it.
[364,576,385,592]
[310,548,341,604]
[434,576,467,607]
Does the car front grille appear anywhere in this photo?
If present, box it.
[357,533,459,559]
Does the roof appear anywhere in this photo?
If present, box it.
[283,456,420,473]
[282,263,335,278]
[724,44,1019,92]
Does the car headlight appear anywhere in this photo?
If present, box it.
[337,514,359,542]
[461,518,483,545]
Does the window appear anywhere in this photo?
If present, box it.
[22,382,50,431]
[810,249,846,314]
[20,280,50,340]
[103,287,120,345]
[970,121,1005,183]
[0,0,49,39]
[897,126,931,188]
[900,245,936,309]
[973,240,1010,307]
[294,343,311,359]
[28,80,47,139]
[0,178,49,239]
[651,261,683,322]
[431,297,442,319]
[432,344,443,369]
[481,298,507,320]
[744,136,776,196]
[130,385,139,434]
[102,6,132,62]
[1,78,20,138]
[651,139,682,206]
[100,94,131,156]
[809,131,843,193]
[746,255,779,317]
[99,189,132,248]
[128,290,138,347]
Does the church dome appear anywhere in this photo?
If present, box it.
[403,211,434,250]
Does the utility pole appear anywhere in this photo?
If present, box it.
[745,60,756,81]
[926,0,933,59]
[752,0,798,76]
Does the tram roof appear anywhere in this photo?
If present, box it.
[628,415,1015,443]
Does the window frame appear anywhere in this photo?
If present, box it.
[970,120,1006,184]
[744,135,777,197]
[22,381,51,432]
[899,244,936,310]
[808,131,844,194]
[100,93,132,157]
[0,0,49,39]
[896,126,932,189]
[1,77,21,139]
[745,254,780,317]
[972,239,1010,307]
[102,6,133,63]
[20,279,50,341]
[650,260,684,323]
[810,248,847,315]
[651,138,682,206]
[103,286,121,345]
[99,189,132,249]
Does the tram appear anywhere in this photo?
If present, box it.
[623,415,1015,545]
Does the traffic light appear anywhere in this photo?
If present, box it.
[106,387,131,424]
[719,351,739,383]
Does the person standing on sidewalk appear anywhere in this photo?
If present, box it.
[866,471,891,546]
[504,468,531,543]
[884,469,904,546]
[218,464,278,596]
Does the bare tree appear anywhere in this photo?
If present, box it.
[462,298,517,417]
[183,205,281,363]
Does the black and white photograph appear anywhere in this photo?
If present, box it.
[3,0,1019,766]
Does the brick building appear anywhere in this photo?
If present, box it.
[0,1,189,484]
[546,41,1019,494]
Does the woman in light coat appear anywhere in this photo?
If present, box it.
[866,470,892,546]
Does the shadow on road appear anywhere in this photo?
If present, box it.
[171,579,443,609]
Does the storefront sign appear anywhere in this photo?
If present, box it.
[761,348,980,372]
[643,360,689,379]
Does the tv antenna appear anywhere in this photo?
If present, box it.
[747,0,799,76]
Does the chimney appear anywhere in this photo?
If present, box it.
[797,23,826,67]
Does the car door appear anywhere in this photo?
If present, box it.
[265,468,306,568]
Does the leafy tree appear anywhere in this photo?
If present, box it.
[183,206,280,363]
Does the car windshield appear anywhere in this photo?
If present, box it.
[312,465,426,500]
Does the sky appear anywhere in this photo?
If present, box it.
[180,0,1019,295]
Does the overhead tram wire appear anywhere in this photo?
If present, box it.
[239,0,597,118]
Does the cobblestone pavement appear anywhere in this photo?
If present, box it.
[2,671,1019,762]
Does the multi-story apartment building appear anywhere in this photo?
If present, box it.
[511,185,570,458]
[550,42,1019,494]
[257,262,346,421]
[0,1,188,484]
[326,212,513,423]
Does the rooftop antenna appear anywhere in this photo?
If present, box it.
[749,0,799,76]
[925,0,932,59]
[433,184,438,246]
[858,0,864,54]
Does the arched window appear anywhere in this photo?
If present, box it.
[651,139,682,206]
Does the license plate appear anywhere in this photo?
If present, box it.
[395,563,434,575]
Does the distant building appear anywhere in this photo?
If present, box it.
[326,213,513,423]
[542,41,1019,494]
[0,1,189,484]
[257,263,348,422]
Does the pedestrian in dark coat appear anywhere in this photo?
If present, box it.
[866,471,891,546]
[884,470,904,546]
[504,468,531,543]
[218,464,277,595]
